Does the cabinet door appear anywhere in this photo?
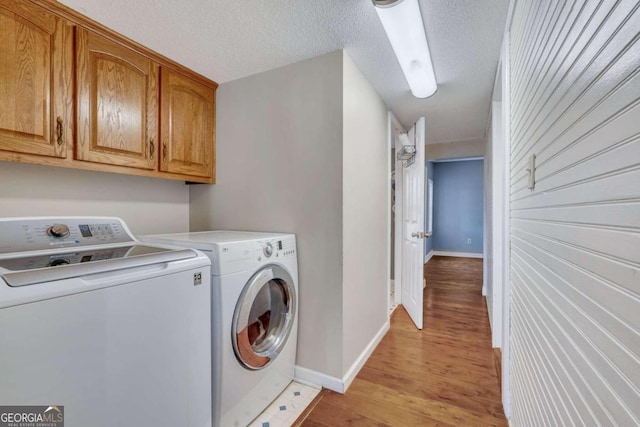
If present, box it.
[76,28,158,170]
[160,68,214,179]
[0,0,73,158]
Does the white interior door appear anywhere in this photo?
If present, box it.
[400,117,426,330]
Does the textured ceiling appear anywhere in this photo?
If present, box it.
[59,0,509,144]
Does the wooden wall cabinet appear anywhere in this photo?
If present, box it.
[160,68,215,178]
[0,0,217,183]
[0,0,73,160]
[76,28,158,170]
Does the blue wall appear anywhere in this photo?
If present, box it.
[425,161,434,256]
[432,160,484,253]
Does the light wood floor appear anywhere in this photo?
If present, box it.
[301,256,507,426]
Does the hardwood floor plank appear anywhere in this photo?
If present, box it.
[303,256,506,426]
[494,348,502,394]
[356,366,506,419]
[346,380,505,427]
[317,384,456,427]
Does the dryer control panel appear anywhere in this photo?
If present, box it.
[256,237,296,262]
[209,235,296,276]
[0,217,134,255]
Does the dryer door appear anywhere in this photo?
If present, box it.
[232,264,296,370]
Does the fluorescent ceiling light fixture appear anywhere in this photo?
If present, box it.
[373,0,437,98]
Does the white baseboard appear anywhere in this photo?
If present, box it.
[294,320,390,394]
[433,250,483,259]
[342,320,390,392]
[294,366,342,393]
[424,250,434,264]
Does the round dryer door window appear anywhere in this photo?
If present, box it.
[232,264,296,370]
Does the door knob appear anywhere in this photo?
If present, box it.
[411,232,432,239]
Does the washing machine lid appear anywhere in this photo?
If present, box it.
[0,217,198,287]
[0,245,197,287]
[232,264,296,370]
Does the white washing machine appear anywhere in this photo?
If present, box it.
[0,217,213,427]
[143,231,298,427]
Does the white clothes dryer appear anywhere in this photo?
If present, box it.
[143,231,298,427]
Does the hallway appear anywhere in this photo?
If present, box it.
[301,256,507,426]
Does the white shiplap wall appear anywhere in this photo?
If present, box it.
[508,0,640,425]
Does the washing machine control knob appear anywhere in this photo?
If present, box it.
[47,223,70,238]
[263,242,274,258]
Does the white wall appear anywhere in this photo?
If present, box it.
[0,162,189,235]
[483,121,493,304]
[508,1,640,425]
[489,100,504,349]
[189,51,346,378]
[426,139,485,161]
[190,50,390,388]
[341,52,389,373]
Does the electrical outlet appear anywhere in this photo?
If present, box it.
[467,238,472,245]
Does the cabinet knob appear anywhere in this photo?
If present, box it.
[149,139,155,157]
[56,117,64,145]
[163,142,168,162]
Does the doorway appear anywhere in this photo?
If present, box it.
[430,158,484,258]
[389,113,405,316]
[424,167,434,264]
[389,116,427,330]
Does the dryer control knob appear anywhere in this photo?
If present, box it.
[47,223,70,238]
[263,242,274,258]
